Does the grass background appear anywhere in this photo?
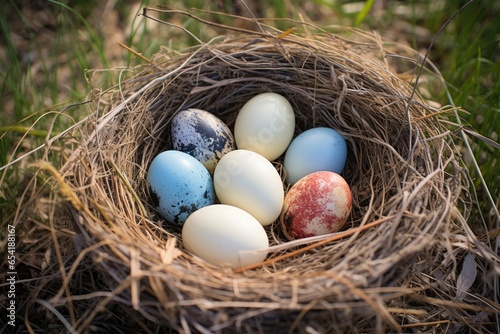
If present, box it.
[0,0,499,330]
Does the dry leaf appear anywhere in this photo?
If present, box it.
[455,253,477,301]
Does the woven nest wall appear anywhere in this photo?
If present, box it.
[39,16,478,333]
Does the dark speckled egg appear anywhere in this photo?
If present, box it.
[171,109,235,174]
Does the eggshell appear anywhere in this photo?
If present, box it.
[182,204,269,269]
[171,109,235,174]
[284,127,348,185]
[280,171,352,240]
[234,92,295,161]
[147,150,215,226]
[213,149,284,226]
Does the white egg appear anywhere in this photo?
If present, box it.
[234,92,295,161]
[182,204,269,269]
[213,150,284,226]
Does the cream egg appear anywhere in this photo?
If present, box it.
[213,149,284,226]
[182,204,269,269]
[234,92,295,161]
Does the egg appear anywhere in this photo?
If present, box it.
[213,149,284,226]
[147,150,215,226]
[234,92,295,161]
[182,204,269,269]
[283,127,348,185]
[171,108,235,174]
[280,171,352,240]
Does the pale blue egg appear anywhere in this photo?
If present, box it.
[147,150,215,226]
[284,127,348,185]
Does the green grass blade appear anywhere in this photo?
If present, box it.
[354,0,375,26]
[48,0,109,68]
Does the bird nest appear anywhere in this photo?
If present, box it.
[27,10,496,334]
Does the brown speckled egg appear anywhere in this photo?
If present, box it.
[280,171,352,240]
[171,109,235,174]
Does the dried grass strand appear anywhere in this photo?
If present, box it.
[234,214,395,272]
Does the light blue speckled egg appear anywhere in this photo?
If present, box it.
[171,109,235,174]
[147,150,215,226]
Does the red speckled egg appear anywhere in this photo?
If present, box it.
[280,171,352,240]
